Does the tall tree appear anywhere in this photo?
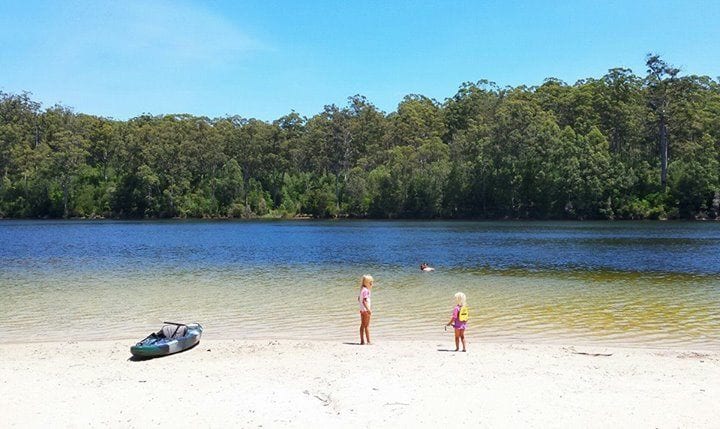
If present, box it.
[645,54,680,189]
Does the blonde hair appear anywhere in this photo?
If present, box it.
[454,292,467,306]
[361,274,374,288]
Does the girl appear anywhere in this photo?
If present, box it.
[446,292,467,352]
[358,274,373,345]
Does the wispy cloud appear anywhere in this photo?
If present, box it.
[0,0,271,116]
[107,1,264,61]
[59,0,266,66]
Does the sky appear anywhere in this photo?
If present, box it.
[1,0,719,121]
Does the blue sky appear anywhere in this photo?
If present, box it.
[1,0,718,121]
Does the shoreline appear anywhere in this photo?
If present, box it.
[3,217,720,222]
[4,334,719,354]
[2,338,718,428]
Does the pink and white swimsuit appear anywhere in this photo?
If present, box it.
[358,287,371,312]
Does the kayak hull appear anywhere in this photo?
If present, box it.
[131,323,203,358]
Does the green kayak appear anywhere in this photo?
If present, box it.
[131,322,203,358]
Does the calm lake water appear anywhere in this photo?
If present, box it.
[1,220,719,350]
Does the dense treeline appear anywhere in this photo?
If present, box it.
[1,56,719,220]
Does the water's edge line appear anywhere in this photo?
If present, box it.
[4,337,718,355]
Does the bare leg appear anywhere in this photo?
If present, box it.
[454,329,460,351]
[359,312,367,344]
[460,330,466,352]
[364,312,372,344]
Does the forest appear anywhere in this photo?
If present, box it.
[1,56,719,220]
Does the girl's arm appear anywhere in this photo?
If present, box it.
[446,308,457,326]
[446,313,455,326]
[362,298,371,313]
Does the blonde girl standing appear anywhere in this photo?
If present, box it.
[446,292,468,352]
[358,275,373,345]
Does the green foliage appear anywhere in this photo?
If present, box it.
[1,56,719,220]
[305,175,338,218]
[245,178,273,217]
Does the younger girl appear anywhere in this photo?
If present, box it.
[358,274,373,345]
[446,292,467,352]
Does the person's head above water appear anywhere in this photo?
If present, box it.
[421,263,434,271]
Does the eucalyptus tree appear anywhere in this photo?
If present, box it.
[488,86,562,217]
[385,95,449,217]
[645,54,680,190]
[594,68,645,155]
[664,75,720,217]
[342,96,387,215]
[224,117,276,214]
[443,81,501,217]
[0,92,42,216]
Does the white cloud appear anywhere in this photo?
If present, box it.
[53,0,266,68]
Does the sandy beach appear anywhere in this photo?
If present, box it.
[1,338,718,428]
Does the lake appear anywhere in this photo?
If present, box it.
[1,220,719,350]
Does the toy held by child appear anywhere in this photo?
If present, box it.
[445,292,468,352]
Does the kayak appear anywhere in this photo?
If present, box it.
[130,322,203,358]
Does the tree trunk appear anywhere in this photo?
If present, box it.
[335,172,341,215]
[62,177,69,219]
[659,113,668,190]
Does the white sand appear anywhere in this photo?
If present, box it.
[1,338,718,428]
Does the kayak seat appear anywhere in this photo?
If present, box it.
[161,325,188,339]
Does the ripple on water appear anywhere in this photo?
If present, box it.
[1,268,719,351]
[2,221,720,348]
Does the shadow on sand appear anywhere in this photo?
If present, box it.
[127,341,201,362]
